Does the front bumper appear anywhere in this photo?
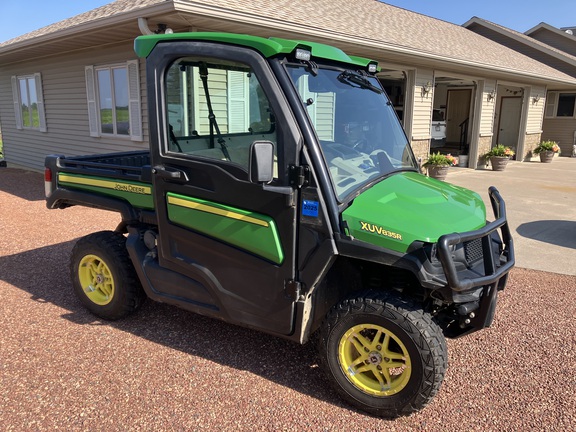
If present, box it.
[437,186,514,333]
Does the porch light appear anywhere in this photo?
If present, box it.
[532,94,541,104]
[487,89,496,102]
[295,48,311,61]
[421,81,432,97]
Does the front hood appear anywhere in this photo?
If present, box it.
[341,172,486,253]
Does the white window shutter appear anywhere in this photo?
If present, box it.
[545,91,557,118]
[11,76,23,130]
[85,66,100,137]
[227,70,249,133]
[34,73,47,132]
[127,60,143,141]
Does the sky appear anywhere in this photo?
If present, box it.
[1,0,575,44]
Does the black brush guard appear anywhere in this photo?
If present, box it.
[437,186,515,332]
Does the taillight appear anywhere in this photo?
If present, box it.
[44,168,53,197]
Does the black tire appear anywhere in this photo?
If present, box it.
[70,231,146,320]
[318,290,447,418]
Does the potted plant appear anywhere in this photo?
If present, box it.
[484,144,515,171]
[533,140,560,163]
[423,152,457,181]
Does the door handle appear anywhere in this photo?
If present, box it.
[152,166,189,183]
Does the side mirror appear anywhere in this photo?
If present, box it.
[249,141,275,184]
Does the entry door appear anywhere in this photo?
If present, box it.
[148,43,301,335]
[497,97,522,151]
[446,89,472,143]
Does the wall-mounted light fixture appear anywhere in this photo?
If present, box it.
[532,94,541,104]
[421,81,432,97]
[487,89,496,102]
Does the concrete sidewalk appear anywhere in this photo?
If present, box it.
[445,157,576,276]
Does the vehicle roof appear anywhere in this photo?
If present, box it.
[134,32,375,68]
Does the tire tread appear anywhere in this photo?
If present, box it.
[319,290,447,418]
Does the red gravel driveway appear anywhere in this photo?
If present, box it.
[1,168,575,431]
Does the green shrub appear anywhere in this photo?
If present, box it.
[484,144,514,158]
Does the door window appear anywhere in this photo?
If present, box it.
[165,57,277,172]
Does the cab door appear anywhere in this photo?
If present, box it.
[147,42,301,335]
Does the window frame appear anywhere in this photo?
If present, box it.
[11,73,47,132]
[545,91,576,119]
[85,60,143,141]
[162,56,277,174]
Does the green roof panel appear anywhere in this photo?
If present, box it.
[134,32,375,68]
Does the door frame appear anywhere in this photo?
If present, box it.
[445,88,473,144]
[496,96,523,154]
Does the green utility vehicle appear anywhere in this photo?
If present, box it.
[45,32,514,417]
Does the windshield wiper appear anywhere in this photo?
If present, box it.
[337,71,383,94]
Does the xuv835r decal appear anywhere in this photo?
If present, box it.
[166,193,284,264]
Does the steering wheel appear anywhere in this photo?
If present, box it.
[370,150,394,173]
[352,139,374,154]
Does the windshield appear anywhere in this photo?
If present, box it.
[287,65,417,200]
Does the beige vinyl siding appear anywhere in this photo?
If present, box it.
[411,68,434,140]
[479,79,497,136]
[526,85,546,134]
[195,68,228,134]
[0,43,147,171]
[542,117,576,155]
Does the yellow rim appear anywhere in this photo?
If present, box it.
[78,254,115,306]
[338,323,411,396]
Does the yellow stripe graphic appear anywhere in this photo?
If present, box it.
[58,174,152,195]
[167,196,269,227]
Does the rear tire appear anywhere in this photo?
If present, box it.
[319,290,447,418]
[70,231,145,320]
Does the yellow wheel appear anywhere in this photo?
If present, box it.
[338,323,411,397]
[319,291,447,418]
[77,254,115,306]
[70,231,145,320]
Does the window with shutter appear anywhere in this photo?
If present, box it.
[11,73,47,132]
[545,91,576,118]
[85,61,143,140]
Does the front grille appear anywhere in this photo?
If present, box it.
[464,238,483,264]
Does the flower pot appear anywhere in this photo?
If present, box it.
[539,151,555,163]
[458,155,469,167]
[490,156,509,171]
[427,165,449,181]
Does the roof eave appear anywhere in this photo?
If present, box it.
[0,1,175,57]
[464,17,576,71]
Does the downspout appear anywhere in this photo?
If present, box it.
[138,17,154,35]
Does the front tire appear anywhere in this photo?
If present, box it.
[70,231,145,320]
[319,291,447,418]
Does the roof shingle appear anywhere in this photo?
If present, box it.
[1,0,575,83]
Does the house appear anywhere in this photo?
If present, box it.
[2,0,576,172]
[465,18,576,156]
